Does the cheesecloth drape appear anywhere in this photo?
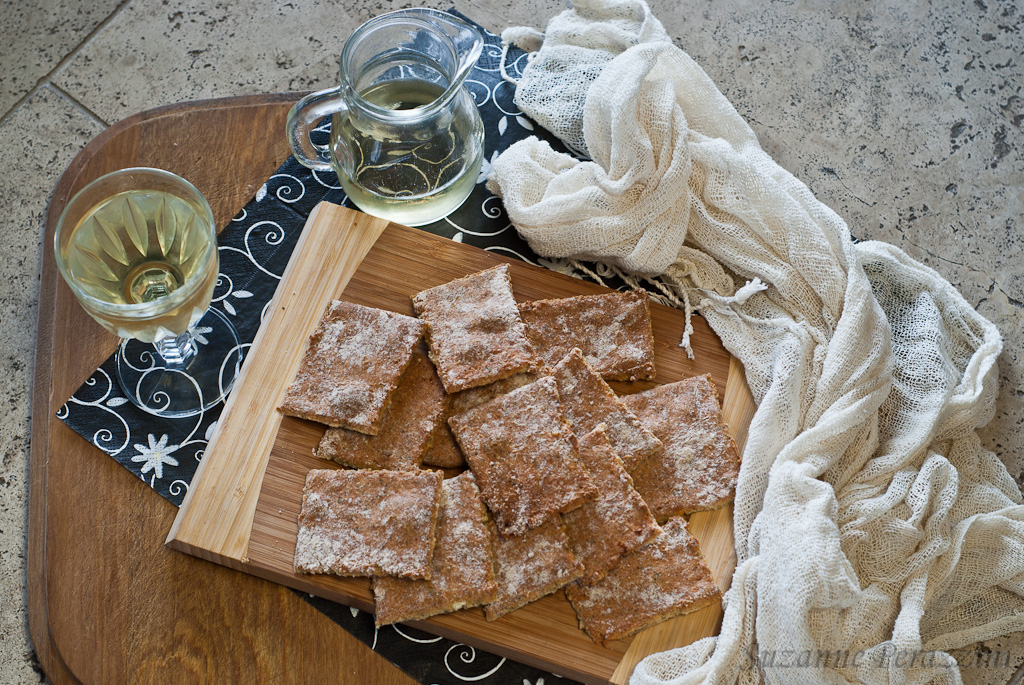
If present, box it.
[486,1,1024,682]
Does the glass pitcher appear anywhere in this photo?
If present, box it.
[287,8,485,227]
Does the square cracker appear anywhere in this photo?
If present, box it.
[562,425,661,584]
[552,349,663,471]
[423,373,539,469]
[294,469,442,579]
[519,290,656,381]
[565,516,720,643]
[484,515,583,621]
[316,350,446,471]
[372,473,497,626]
[449,375,597,537]
[280,299,425,434]
[412,264,537,393]
[621,375,741,521]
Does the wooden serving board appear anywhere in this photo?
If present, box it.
[167,201,756,684]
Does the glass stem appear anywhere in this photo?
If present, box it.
[155,330,197,366]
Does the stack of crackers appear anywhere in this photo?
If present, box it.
[279,264,741,643]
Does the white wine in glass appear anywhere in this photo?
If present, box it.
[56,167,242,418]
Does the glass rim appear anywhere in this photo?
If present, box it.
[339,8,478,122]
[54,166,218,317]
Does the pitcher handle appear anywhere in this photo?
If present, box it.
[286,87,347,171]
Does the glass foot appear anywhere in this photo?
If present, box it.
[116,307,243,418]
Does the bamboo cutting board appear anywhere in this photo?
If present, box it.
[167,201,756,684]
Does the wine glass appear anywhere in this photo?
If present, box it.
[55,167,242,418]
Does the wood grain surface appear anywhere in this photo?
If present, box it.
[167,201,755,684]
[31,95,755,685]
[30,95,414,685]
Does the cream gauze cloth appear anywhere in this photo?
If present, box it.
[487,1,1024,683]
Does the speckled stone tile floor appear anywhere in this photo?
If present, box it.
[0,0,1020,682]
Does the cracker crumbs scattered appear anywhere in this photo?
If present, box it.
[316,350,446,471]
[621,375,741,521]
[484,515,583,621]
[373,473,497,626]
[412,264,537,393]
[279,299,425,434]
[293,469,442,579]
[552,348,662,472]
[565,517,720,643]
[423,372,539,469]
[449,376,597,538]
[519,290,656,381]
[562,426,661,584]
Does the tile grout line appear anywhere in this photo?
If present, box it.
[47,83,110,129]
[0,0,134,127]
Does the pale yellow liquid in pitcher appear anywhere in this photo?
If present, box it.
[332,79,483,226]
[62,190,217,341]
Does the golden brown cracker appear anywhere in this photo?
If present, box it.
[552,348,662,471]
[449,376,597,537]
[422,373,539,469]
[412,264,537,392]
[372,473,497,626]
[621,375,741,520]
[316,350,446,471]
[293,469,442,579]
[562,426,661,583]
[280,299,425,434]
[565,517,720,642]
[484,516,583,621]
[519,291,655,381]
